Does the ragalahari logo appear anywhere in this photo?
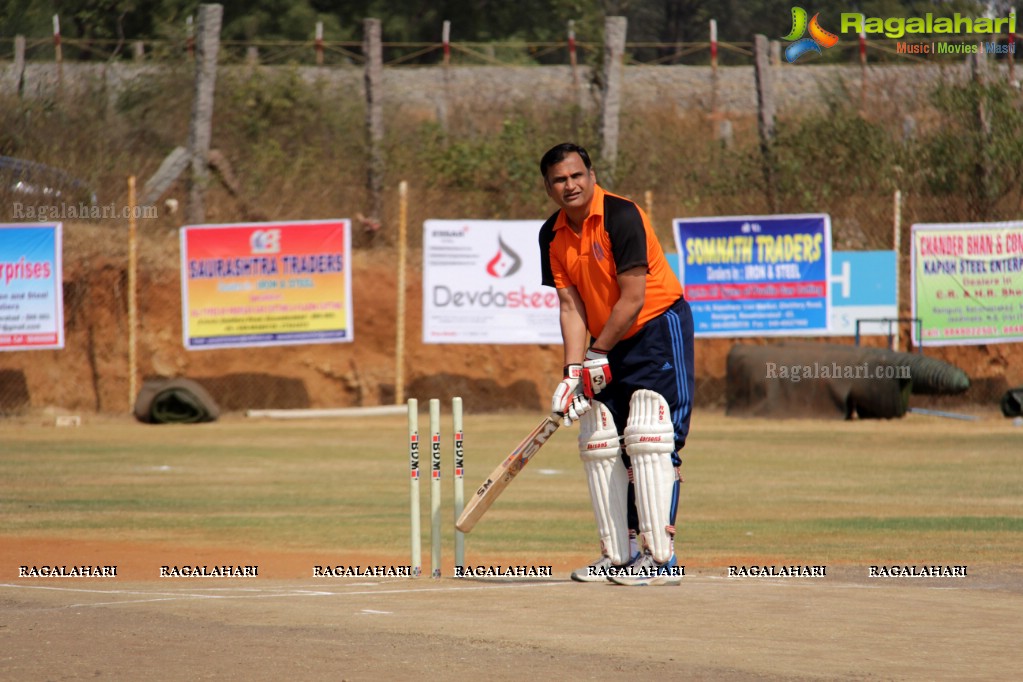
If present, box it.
[784,7,839,62]
[485,235,522,278]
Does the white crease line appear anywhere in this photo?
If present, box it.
[314,581,569,598]
[0,580,570,608]
[2,578,994,610]
[695,576,984,591]
[66,597,212,608]
[0,582,382,597]
[0,583,324,598]
[1,583,237,598]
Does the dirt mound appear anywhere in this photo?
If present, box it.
[3,222,1019,416]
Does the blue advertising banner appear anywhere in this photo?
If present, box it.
[827,251,898,336]
[667,249,897,337]
[673,215,831,337]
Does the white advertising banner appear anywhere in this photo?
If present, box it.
[422,220,560,344]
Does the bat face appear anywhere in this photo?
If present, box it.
[518,419,558,462]
[455,416,560,533]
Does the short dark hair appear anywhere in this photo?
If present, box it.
[539,143,592,179]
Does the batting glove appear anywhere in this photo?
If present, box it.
[552,364,591,426]
[582,347,612,398]
[560,393,592,427]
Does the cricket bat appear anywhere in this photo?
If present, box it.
[455,415,560,533]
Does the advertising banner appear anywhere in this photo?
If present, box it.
[674,214,832,337]
[180,220,353,350]
[911,221,1023,346]
[666,249,897,336]
[827,251,898,336]
[422,220,560,344]
[0,223,64,351]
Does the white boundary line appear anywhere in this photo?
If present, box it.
[246,406,407,419]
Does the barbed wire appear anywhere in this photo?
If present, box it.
[2,35,1013,67]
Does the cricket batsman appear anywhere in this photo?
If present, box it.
[539,142,695,586]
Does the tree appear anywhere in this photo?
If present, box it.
[0,0,994,48]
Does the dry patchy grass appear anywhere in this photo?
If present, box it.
[1,410,1020,569]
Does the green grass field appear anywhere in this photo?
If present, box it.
[2,410,1021,569]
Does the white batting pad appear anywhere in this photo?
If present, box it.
[624,389,678,563]
[578,400,630,565]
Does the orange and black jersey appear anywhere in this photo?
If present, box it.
[539,184,683,341]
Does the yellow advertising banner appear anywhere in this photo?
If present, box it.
[180,220,353,349]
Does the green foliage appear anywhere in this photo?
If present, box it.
[0,0,990,49]
[4,54,1021,240]
[0,87,128,193]
[210,69,366,212]
[917,79,1023,220]
[413,108,585,218]
[220,0,344,42]
[0,0,53,37]
[221,69,325,144]
[773,105,900,209]
[115,66,192,150]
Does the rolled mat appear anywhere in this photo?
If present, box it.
[1001,387,1023,418]
[134,378,221,424]
[778,342,970,395]
[726,344,912,420]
